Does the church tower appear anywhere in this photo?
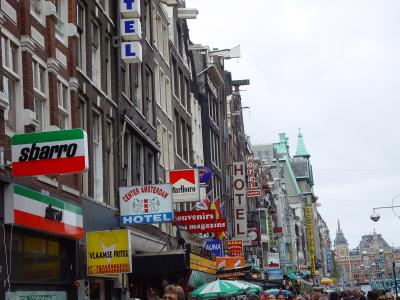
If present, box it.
[334,220,349,258]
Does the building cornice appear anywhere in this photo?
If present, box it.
[20,35,36,54]
[47,58,60,74]
[0,11,5,25]
[69,77,79,92]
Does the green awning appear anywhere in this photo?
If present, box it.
[288,272,298,280]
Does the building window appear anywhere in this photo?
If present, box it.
[123,132,132,186]
[174,111,182,157]
[106,120,114,206]
[55,0,67,41]
[187,125,192,164]
[162,24,169,60]
[143,1,151,43]
[135,142,144,185]
[91,21,101,87]
[162,127,168,168]
[181,118,187,162]
[145,68,153,124]
[32,60,47,131]
[172,59,178,97]
[168,132,174,170]
[133,64,143,113]
[155,64,160,106]
[165,78,171,118]
[57,80,69,129]
[147,152,154,184]
[122,64,130,98]
[93,111,103,202]
[105,36,112,96]
[179,70,185,107]
[76,1,86,71]
[185,78,191,112]
[78,99,89,196]
[156,120,163,167]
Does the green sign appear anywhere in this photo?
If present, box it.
[6,291,67,300]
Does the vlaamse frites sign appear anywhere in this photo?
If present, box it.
[11,129,88,177]
[87,229,132,276]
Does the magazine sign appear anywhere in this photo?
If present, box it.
[11,129,88,177]
[119,184,173,225]
[167,169,200,203]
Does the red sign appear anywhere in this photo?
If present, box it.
[226,240,243,256]
[247,227,260,246]
[247,189,262,197]
[167,169,200,203]
[174,210,216,225]
[186,219,227,233]
[273,227,283,233]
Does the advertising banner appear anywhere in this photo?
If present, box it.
[174,210,216,225]
[217,266,251,279]
[86,229,132,276]
[268,268,283,280]
[273,227,283,238]
[247,227,260,246]
[216,256,245,271]
[186,219,227,233]
[190,254,216,274]
[226,240,243,256]
[197,166,212,183]
[326,248,332,275]
[267,253,280,269]
[5,184,84,239]
[119,184,173,225]
[305,205,316,275]
[167,169,200,203]
[246,155,262,197]
[233,162,247,238]
[204,238,224,257]
[11,129,88,177]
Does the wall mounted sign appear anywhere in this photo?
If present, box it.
[273,227,283,238]
[246,155,262,197]
[174,210,216,225]
[119,184,173,225]
[204,238,224,257]
[305,205,316,275]
[5,184,84,239]
[6,291,67,300]
[11,129,88,177]
[247,227,260,246]
[267,268,283,280]
[233,162,247,238]
[216,256,245,271]
[87,229,132,276]
[226,240,243,256]
[186,219,227,233]
[167,169,200,203]
[120,0,142,63]
[267,253,280,269]
[196,166,212,183]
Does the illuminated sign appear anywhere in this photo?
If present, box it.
[233,162,247,238]
[246,155,261,197]
[11,129,88,177]
[86,229,132,276]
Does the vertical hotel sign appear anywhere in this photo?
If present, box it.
[120,0,142,63]
[233,162,247,238]
[305,205,315,275]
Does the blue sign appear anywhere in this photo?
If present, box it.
[197,166,212,183]
[204,239,223,257]
[121,212,173,225]
[267,268,283,280]
[326,249,332,274]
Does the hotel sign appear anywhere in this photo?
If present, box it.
[120,0,142,64]
[233,162,247,238]
[119,184,173,225]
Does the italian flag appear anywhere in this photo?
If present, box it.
[12,185,84,239]
[11,129,88,177]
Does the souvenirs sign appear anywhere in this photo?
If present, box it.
[87,229,132,276]
[119,184,173,225]
[174,210,216,225]
[11,129,88,177]
[167,169,200,203]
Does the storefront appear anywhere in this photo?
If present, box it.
[1,183,83,299]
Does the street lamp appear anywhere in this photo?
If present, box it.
[370,194,400,222]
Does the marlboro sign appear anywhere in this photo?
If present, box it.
[11,129,88,177]
[167,169,200,203]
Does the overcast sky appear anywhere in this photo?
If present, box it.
[186,0,400,249]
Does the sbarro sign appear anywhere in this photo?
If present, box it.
[11,129,88,177]
[167,169,200,203]
[119,184,173,225]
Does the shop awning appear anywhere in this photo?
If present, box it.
[288,272,298,280]
[132,251,188,276]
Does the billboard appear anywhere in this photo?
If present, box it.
[11,129,88,177]
[226,240,243,256]
[86,229,132,276]
[233,162,247,238]
[167,169,200,203]
[119,184,173,225]
[216,256,245,271]
[174,210,216,225]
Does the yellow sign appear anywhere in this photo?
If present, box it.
[190,254,216,274]
[305,206,315,275]
[87,229,132,276]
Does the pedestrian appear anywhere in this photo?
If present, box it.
[385,293,395,300]
[267,294,277,300]
[163,285,183,300]
[277,293,286,300]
